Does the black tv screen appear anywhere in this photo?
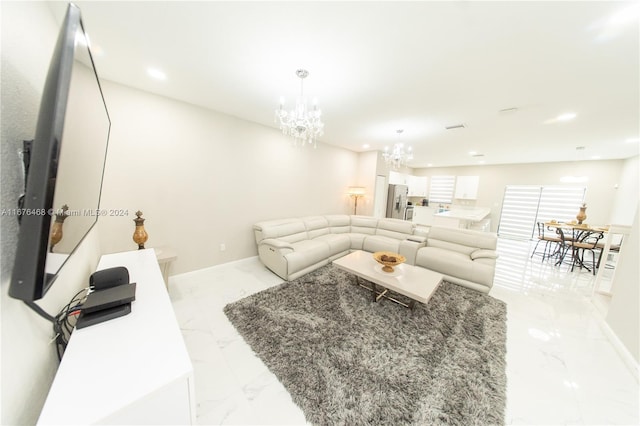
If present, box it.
[9,3,110,301]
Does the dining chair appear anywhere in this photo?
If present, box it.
[554,227,573,266]
[530,222,562,262]
[567,231,604,275]
[595,235,623,269]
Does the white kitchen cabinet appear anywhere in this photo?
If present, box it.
[407,175,428,197]
[389,171,407,185]
[38,249,195,425]
[454,176,480,200]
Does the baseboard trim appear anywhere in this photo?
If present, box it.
[168,255,260,283]
[597,313,640,382]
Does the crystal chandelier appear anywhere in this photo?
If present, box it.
[382,129,413,169]
[275,69,324,147]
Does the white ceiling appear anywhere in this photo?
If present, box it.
[55,1,639,168]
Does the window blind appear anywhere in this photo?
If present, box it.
[498,186,542,239]
[429,175,455,204]
[537,186,586,224]
[498,185,587,239]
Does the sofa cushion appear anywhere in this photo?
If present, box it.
[375,218,414,240]
[427,226,497,250]
[285,240,331,273]
[303,216,330,239]
[350,215,378,235]
[417,247,473,278]
[347,233,369,250]
[325,215,351,234]
[416,246,494,287]
[363,235,403,254]
[314,233,351,256]
[427,238,476,256]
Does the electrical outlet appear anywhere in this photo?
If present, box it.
[219,243,226,252]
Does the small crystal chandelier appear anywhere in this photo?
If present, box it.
[382,129,413,169]
[275,69,324,147]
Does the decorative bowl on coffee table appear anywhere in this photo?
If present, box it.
[373,251,406,273]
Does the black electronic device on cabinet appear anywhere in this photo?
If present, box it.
[76,267,136,329]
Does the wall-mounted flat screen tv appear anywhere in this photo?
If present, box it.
[9,3,110,301]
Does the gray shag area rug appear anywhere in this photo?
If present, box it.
[224,264,507,426]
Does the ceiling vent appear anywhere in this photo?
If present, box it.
[471,153,485,158]
[445,123,466,130]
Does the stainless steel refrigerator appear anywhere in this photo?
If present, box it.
[386,184,408,219]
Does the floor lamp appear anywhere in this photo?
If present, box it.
[348,187,366,215]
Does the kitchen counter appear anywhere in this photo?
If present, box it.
[412,206,437,226]
[433,207,491,231]
[434,208,491,221]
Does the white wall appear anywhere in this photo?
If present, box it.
[1,2,103,424]
[414,160,635,230]
[606,208,639,363]
[97,80,359,274]
[352,151,379,216]
[609,156,639,226]
[605,157,639,364]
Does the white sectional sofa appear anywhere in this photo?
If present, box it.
[253,215,499,293]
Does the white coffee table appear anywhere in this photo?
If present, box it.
[332,250,443,309]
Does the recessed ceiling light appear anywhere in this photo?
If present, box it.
[362,144,370,149]
[426,163,433,167]
[478,160,486,165]
[147,67,167,80]
[468,151,477,156]
[591,155,601,160]
[557,112,577,121]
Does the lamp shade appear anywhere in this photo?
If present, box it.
[347,186,366,196]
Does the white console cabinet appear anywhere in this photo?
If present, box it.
[38,249,195,425]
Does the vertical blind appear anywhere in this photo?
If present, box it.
[428,175,456,204]
[498,185,586,239]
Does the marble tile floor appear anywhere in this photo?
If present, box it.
[168,238,639,425]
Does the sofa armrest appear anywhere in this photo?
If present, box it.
[470,249,499,260]
[399,239,427,265]
[260,238,294,251]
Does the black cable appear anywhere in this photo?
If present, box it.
[53,287,90,360]
[24,301,55,323]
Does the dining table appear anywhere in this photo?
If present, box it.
[544,221,609,272]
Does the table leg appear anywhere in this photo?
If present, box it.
[371,283,378,302]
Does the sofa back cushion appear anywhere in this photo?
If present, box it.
[375,218,414,240]
[350,215,378,235]
[253,218,307,243]
[303,216,330,239]
[325,215,351,234]
[426,226,497,254]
